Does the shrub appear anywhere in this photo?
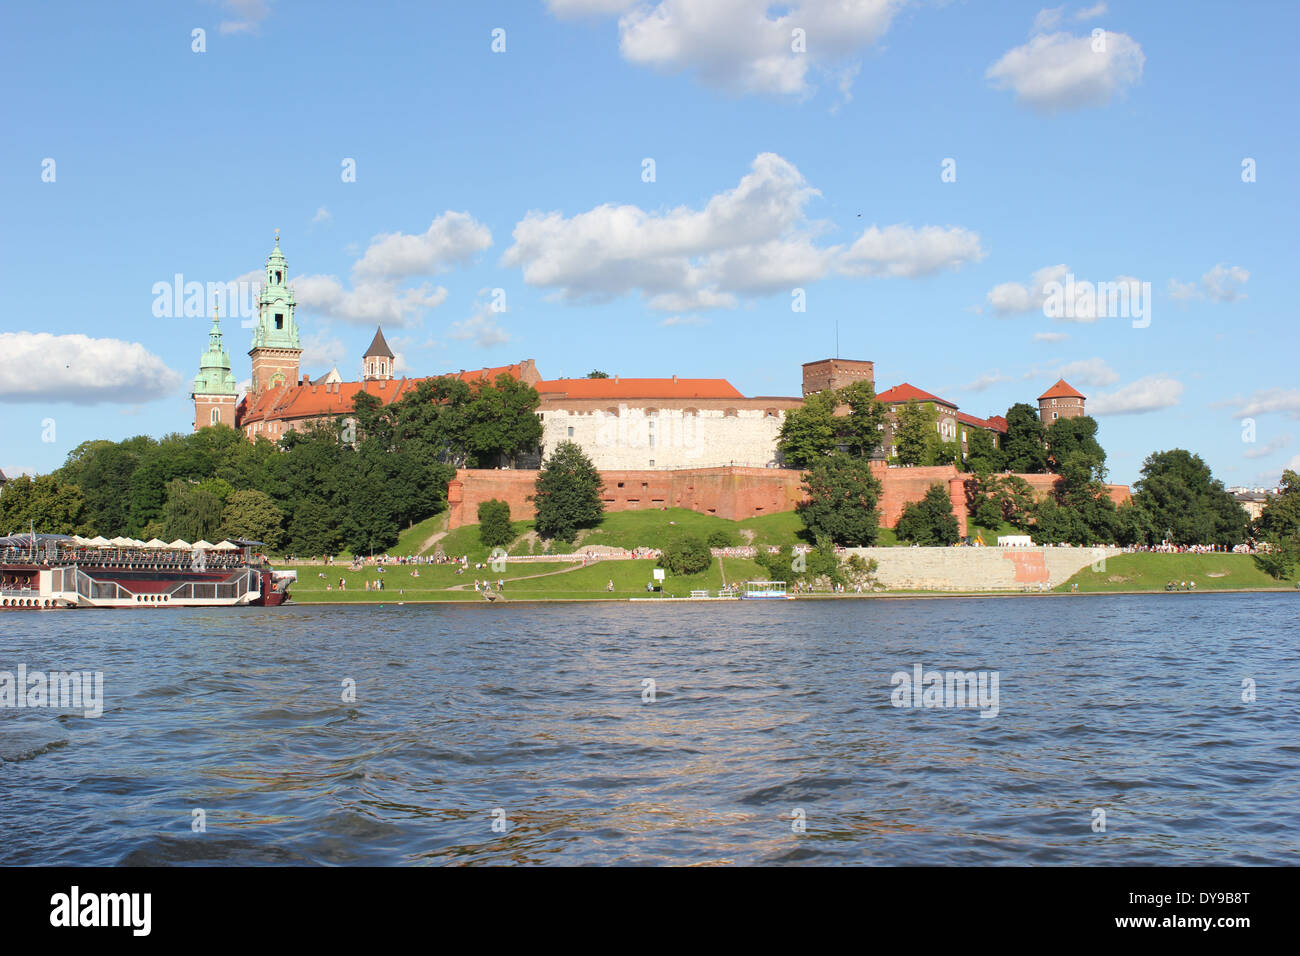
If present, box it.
[477,499,513,549]
[659,534,712,575]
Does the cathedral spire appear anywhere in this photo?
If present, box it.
[249,231,302,395]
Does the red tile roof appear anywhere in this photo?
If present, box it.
[1038,378,1085,400]
[985,414,1009,433]
[535,378,743,400]
[875,383,957,408]
[239,363,535,425]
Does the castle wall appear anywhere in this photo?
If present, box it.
[537,400,801,470]
[448,463,1132,540]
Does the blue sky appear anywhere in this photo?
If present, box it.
[2,0,1296,488]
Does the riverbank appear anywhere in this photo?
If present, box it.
[280,552,1294,604]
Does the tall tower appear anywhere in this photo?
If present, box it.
[1038,379,1086,423]
[801,358,875,397]
[362,326,395,381]
[192,306,238,430]
[249,230,302,396]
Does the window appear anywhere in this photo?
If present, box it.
[275,271,282,284]
[648,460,654,467]
[1053,412,1059,420]
[275,313,284,330]
[567,426,574,437]
[210,408,220,425]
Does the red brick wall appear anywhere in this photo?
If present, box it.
[447,464,1131,536]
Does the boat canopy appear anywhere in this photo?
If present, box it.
[109,536,134,547]
[191,539,215,550]
[211,540,239,551]
[87,536,112,547]
[143,538,169,549]
[166,539,191,550]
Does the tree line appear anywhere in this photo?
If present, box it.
[1,374,543,556]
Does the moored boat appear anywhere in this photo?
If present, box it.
[0,534,292,609]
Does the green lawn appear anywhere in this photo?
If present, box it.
[284,553,769,602]
[1057,552,1291,592]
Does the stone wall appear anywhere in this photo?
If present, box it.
[448,463,1131,535]
[448,466,806,528]
[846,545,1122,591]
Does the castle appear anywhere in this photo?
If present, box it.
[192,237,1109,532]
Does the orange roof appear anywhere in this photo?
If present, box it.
[875,383,957,408]
[1038,378,1085,401]
[985,415,1008,433]
[536,377,742,400]
[239,363,535,425]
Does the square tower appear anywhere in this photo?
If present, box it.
[801,358,875,396]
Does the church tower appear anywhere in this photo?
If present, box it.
[192,306,238,430]
[362,326,395,381]
[249,230,302,396]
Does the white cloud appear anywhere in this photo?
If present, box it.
[503,152,983,310]
[288,211,489,328]
[354,212,492,280]
[311,206,331,224]
[0,332,182,404]
[1033,331,1069,342]
[300,331,347,371]
[548,0,904,98]
[1201,263,1249,302]
[1090,375,1183,415]
[449,306,510,348]
[1075,2,1108,19]
[838,224,985,278]
[219,0,270,35]
[1242,434,1292,460]
[987,29,1144,112]
[1032,7,1064,34]
[1054,357,1119,387]
[1235,388,1300,419]
[987,264,1068,315]
[660,314,710,327]
[292,274,448,328]
[959,371,1012,392]
[1167,264,1249,303]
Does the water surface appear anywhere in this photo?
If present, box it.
[1,594,1296,865]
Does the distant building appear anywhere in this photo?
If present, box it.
[1038,379,1086,422]
[189,237,1090,473]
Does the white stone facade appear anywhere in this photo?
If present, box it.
[538,402,792,470]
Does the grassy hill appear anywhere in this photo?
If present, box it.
[1058,553,1290,592]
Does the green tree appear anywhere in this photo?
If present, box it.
[0,474,88,535]
[795,454,883,546]
[776,390,838,468]
[1254,470,1300,579]
[477,499,514,548]
[893,400,943,466]
[659,534,711,575]
[1130,449,1248,546]
[836,380,889,459]
[533,441,604,543]
[965,427,1005,472]
[285,497,340,556]
[586,370,610,379]
[218,489,285,551]
[161,478,224,542]
[895,483,960,546]
[1045,415,1106,476]
[1002,403,1048,473]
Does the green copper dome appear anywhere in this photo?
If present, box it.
[193,312,238,395]
[250,232,301,351]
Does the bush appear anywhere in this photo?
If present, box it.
[706,528,737,548]
[533,441,604,543]
[895,483,960,546]
[477,499,513,549]
[659,534,712,575]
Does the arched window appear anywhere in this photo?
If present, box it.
[211,408,220,425]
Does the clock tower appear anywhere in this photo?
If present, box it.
[249,230,302,396]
